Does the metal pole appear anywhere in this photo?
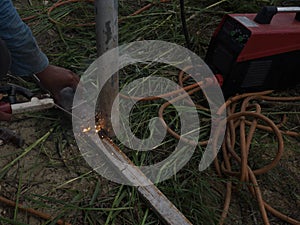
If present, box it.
[95,0,119,137]
[94,2,192,224]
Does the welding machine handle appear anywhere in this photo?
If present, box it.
[254,6,300,24]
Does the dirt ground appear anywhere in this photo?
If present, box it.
[0,110,101,223]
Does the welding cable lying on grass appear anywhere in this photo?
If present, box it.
[161,86,300,224]
[46,0,171,27]
[120,66,300,224]
[214,92,300,225]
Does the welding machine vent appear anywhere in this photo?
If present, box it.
[206,6,300,98]
[241,60,272,88]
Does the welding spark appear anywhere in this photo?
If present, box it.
[81,113,107,139]
[82,127,91,133]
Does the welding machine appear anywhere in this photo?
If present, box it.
[205,6,300,98]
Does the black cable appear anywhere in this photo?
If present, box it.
[179,0,191,50]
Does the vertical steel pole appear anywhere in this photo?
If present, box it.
[95,0,119,136]
[93,3,192,224]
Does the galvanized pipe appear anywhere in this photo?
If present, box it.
[95,0,118,54]
[94,0,119,136]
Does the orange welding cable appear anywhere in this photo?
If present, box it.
[0,196,71,225]
[242,95,300,137]
[157,75,224,147]
[217,93,300,224]
[249,123,300,137]
[219,134,237,225]
[248,112,287,127]
[120,66,210,102]
[218,143,232,225]
[47,0,95,27]
[260,95,300,101]
[263,201,300,225]
[121,0,171,19]
[120,81,202,101]
[47,0,170,26]
[239,97,262,183]
[243,97,300,225]
[248,167,271,225]
[216,90,274,116]
[157,86,206,146]
[22,15,37,21]
[253,94,300,137]
[158,73,300,225]
[216,90,300,150]
[209,120,234,225]
[238,114,248,182]
[247,168,300,225]
[178,67,210,111]
[219,112,274,224]
[222,111,284,176]
[245,174,300,225]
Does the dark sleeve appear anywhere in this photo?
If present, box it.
[0,0,49,76]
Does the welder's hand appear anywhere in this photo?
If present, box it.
[35,65,80,107]
[0,111,12,121]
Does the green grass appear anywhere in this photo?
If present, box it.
[1,0,299,224]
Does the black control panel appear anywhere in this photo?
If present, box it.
[221,17,251,50]
[206,17,251,77]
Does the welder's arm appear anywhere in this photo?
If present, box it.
[0,0,49,76]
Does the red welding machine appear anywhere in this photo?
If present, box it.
[205,6,300,98]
